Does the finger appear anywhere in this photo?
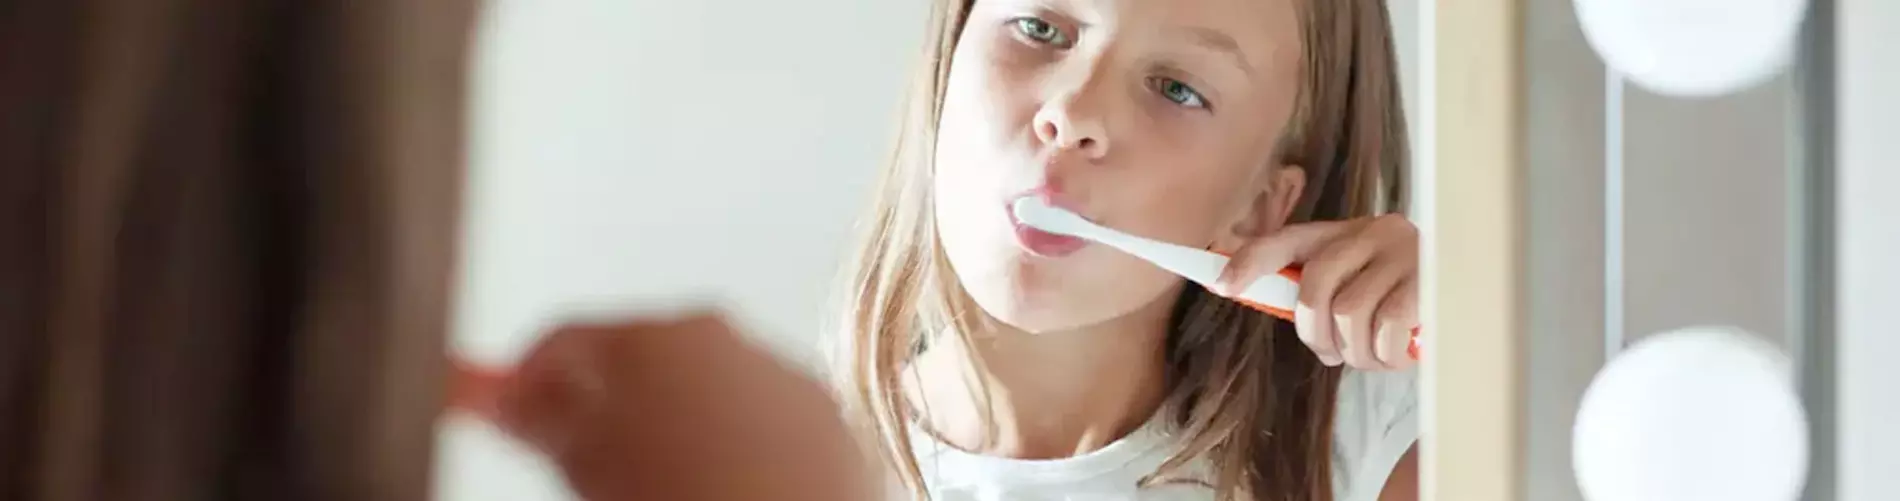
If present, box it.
[1362,214,1420,250]
[1373,273,1420,369]
[1374,323,1419,371]
[1294,300,1340,366]
[1293,229,1382,366]
[1217,219,1359,294]
[1332,253,1410,370]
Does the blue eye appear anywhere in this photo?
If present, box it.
[1154,77,1209,109]
[1012,18,1070,47]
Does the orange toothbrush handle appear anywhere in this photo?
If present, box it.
[448,355,511,420]
[1216,263,1423,361]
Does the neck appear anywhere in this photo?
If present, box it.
[908,295,1177,460]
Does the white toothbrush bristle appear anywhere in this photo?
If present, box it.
[1011,198,1043,221]
[1011,198,1072,232]
[1010,198,1035,220]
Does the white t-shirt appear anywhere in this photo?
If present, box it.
[909,368,1418,501]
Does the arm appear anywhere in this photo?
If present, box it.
[1377,444,1419,501]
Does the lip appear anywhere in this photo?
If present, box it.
[1006,190,1089,258]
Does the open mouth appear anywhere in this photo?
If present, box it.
[1005,195,1088,257]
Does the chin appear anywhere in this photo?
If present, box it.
[969,291,1104,335]
[954,251,1166,335]
[951,258,1054,332]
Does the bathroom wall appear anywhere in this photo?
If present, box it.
[1622,79,1797,348]
[435,0,924,498]
[1836,1,1900,498]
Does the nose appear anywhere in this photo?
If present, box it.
[1033,89,1110,160]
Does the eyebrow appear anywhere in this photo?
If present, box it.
[1176,26,1255,77]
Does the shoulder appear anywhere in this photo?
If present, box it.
[1330,368,1419,501]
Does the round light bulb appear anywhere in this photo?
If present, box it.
[1575,0,1809,97]
[1572,325,1809,501]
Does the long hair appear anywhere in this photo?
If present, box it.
[829,1,1408,499]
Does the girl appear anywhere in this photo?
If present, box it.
[832,0,1417,500]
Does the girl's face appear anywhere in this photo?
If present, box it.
[934,0,1307,333]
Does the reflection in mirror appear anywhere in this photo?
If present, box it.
[438,1,1427,500]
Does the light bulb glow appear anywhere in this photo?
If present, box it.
[1572,326,1809,501]
[1575,0,1809,97]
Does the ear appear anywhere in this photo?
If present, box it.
[1210,164,1304,253]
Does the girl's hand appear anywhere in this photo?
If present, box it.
[464,313,872,501]
[1215,214,1419,371]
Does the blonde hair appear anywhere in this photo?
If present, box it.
[829,1,1408,500]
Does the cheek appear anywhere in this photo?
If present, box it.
[937,44,1038,168]
[1113,185,1239,250]
[932,43,1044,223]
[1096,140,1257,247]
[931,47,1035,276]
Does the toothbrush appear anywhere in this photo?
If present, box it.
[1011,197,1421,361]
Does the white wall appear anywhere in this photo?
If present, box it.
[1388,0,1419,156]
[450,0,924,372]
[434,0,923,499]
[1836,1,1899,498]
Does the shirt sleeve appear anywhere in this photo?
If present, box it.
[1330,367,1420,501]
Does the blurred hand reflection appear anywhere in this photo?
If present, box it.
[452,313,870,501]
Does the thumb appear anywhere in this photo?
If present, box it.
[1216,219,1356,294]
